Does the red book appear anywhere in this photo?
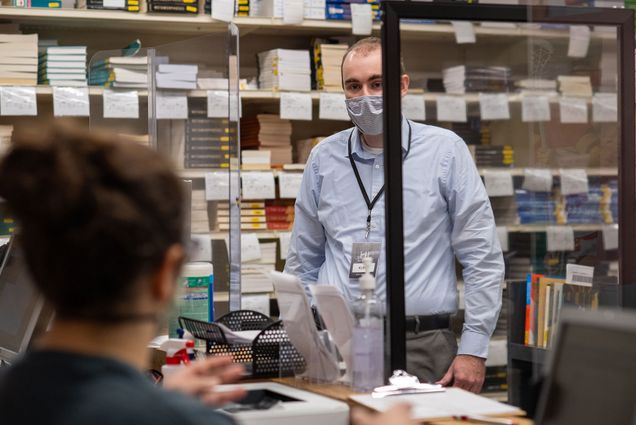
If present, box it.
[267,221,293,230]
[266,213,295,222]
[266,206,295,214]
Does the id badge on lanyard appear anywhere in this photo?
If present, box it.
[349,241,381,278]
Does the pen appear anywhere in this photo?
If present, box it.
[452,414,518,425]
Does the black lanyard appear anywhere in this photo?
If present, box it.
[347,121,412,239]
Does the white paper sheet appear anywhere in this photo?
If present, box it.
[0,87,37,116]
[522,95,550,122]
[319,93,349,121]
[212,0,234,22]
[451,21,476,44]
[568,25,591,58]
[559,96,588,124]
[496,226,509,252]
[402,95,426,121]
[205,171,230,201]
[479,93,510,121]
[523,168,553,192]
[271,271,340,382]
[241,171,276,200]
[278,172,303,199]
[156,91,188,120]
[351,3,373,36]
[103,89,139,119]
[280,92,312,120]
[216,322,261,344]
[189,234,213,262]
[547,226,575,252]
[436,95,467,122]
[242,293,270,316]
[278,232,292,260]
[602,224,619,250]
[283,0,304,24]
[483,170,514,197]
[207,90,229,118]
[559,168,588,195]
[592,93,618,123]
[53,87,90,117]
[241,233,262,263]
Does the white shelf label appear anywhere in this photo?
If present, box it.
[103,0,125,7]
[205,171,230,201]
[483,170,514,197]
[522,95,550,122]
[436,95,467,122]
[53,87,90,117]
[559,96,588,124]
[212,0,234,22]
[496,226,509,252]
[568,25,591,58]
[103,89,139,119]
[559,168,588,195]
[280,92,312,121]
[592,93,618,123]
[479,93,510,121]
[156,91,188,120]
[0,86,37,116]
[565,264,594,287]
[278,172,303,199]
[602,224,619,251]
[547,226,574,252]
[451,21,476,44]
[242,293,270,316]
[402,94,426,121]
[279,231,292,260]
[207,90,229,118]
[283,0,304,24]
[319,92,349,121]
[523,168,553,192]
[242,171,276,200]
[351,3,373,36]
[241,233,262,263]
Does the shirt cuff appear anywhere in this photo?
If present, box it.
[457,330,490,359]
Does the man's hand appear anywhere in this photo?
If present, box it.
[436,354,486,393]
[162,355,247,406]
[352,403,415,425]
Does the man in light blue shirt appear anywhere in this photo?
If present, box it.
[284,37,504,393]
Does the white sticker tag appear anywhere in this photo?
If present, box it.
[156,91,188,120]
[436,95,467,122]
[402,95,426,121]
[451,21,476,44]
[522,95,551,122]
[0,87,37,116]
[104,0,125,7]
[241,233,262,263]
[103,89,139,119]
[496,226,509,252]
[241,293,270,316]
[547,226,575,252]
[559,96,588,124]
[592,93,618,123]
[523,168,553,192]
[565,264,594,287]
[283,0,304,24]
[559,168,588,195]
[53,87,90,117]
[278,172,303,199]
[280,92,312,121]
[351,4,373,36]
[479,93,510,121]
[319,93,349,121]
[602,224,619,250]
[568,26,591,58]
[278,231,292,260]
[205,171,230,201]
[212,0,234,22]
[483,170,514,197]
[242,171,276,200]
[207,90,229,118]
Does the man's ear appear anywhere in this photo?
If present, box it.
[400,74,410,97]
[149,244,185,304]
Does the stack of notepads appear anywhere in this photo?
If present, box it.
[156,64,198,90]
[241,114,293,165]
[39,45,87,87]
[76,0,141,11]
[312,41,347,91]
[184,99,231,169]
[258,49,311,92]
[562,179,618,225]
[0,33,38,86]
[88,56,148,88]
[147,0,198,14]
[191,188,210,233]
[293,136,324,163]
[467,145,514,167]
[443,65,513,94]
[265,201,295,230]
[515,189,557,225]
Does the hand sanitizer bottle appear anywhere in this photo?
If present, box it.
[351,257,384,391]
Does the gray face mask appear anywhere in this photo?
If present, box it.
[345,95,383,135]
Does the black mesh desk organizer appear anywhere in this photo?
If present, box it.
[178,310,306,378]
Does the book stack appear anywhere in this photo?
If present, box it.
[312,41,347,91]
[218,202,268,231]
[490,197,518,225]
[293,136,324,163]
[242,238,276,294]
[515,190,556,224]
[241,115,293,165]
[557,75,593,97]
[600,180,618,224]
[266,201,295,231]
[467,145,514,167]
[148,0,198,13]
[482,365,507,394]
[0,33,38,86]
[451,118,482,144]
[30,0,61,7]
[515,78,558,95]
[0,125,13,158]
[185,98,231,169]
[156,63,198,90]
[88,55,148,88]
[76,0,141,11]
[249,0,322,18]
[326,0,380,21]
[39,45,87,87]
[443,65,513,94]
[258,49,311,92]
[191,188,211,233]
[236,0,250,16]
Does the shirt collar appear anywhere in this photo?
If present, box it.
[347,116,410,161]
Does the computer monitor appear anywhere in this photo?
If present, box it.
[535,308,636,425]
[0,238,52,364]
